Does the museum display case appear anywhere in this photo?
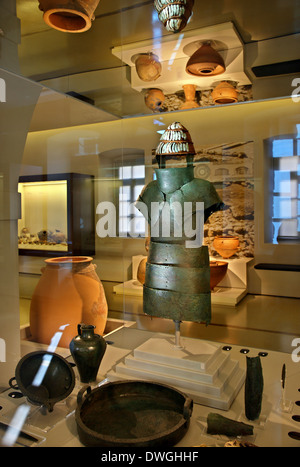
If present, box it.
[18,173,95,257]
[0,0,299,450]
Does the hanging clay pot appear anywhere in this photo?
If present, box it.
[209,260,228,290]
[70,324,107,383]
[134,53,162,82]
[38,0,100,33]
[213,235,240,259]
[30,256,108,348]
[144,88,165,112]
[180,84,199,109]
[154,0,195,33]
[186,43,226,77]
[212,81,238,104]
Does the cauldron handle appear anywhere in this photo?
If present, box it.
[77,385,91,405]
[9,377,18,389]
[183,397,193,422]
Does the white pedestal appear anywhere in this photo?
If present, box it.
[106,334,245,411]
[113,256,253,306]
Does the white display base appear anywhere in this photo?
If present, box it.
[106,334,245,411]
[113,255,253,306]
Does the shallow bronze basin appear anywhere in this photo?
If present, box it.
[210,260,228,290]
[76,380,193,447]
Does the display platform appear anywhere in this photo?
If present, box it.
[1,327,300,447]
[106,334,245,410]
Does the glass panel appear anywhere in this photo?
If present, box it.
[0,68,42,388]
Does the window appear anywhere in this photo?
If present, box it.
[266,136,300,243]
[118,164,146,237]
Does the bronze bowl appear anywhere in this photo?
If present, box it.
[75,380,193,447]
[210,260,228,290]
[9,351,75,412]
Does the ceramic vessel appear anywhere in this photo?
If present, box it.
[245,356,264,421]
[134,53,162,82]
[144,88,165,112]
[210,261,228,290]
[213,235,240,259]
[38,0,100,32]
[70,324,107,383]
[137,258,147,285]
[154,0,195,33]
[30,256,108,348]
[186,43,226,77]
[180,84,199,109]
[212,81,238,104]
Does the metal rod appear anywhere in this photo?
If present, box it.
[174,320,183,349]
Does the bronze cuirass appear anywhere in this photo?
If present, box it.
[137,148,223,325]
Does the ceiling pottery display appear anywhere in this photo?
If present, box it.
[212,81,239,104]
[180,84,199,109]
[185,42,226,77]
[112,22,251,95]
[134,53,162,82]
[144,88,166,112]
[154,0,195,33]
[37,0,100,33]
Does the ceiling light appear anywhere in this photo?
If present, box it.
[186,42,226,77]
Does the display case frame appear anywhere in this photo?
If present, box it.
[18,173,95,257]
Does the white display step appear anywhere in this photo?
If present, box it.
[106,335,245,411]
[123,351,229,384]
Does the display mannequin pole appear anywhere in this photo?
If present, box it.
[174,320,183,349]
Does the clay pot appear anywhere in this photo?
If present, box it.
[137,258,147,285]
[212,82,238,104]
[210,261,228,290]
[154,0,194,33]
[134,53,162,82]
[213,235,240,259]
[186,43,226,77]
[144,88,165,112]
[180,84,199,109]
[30,256,108,348]
[38,0,100,33]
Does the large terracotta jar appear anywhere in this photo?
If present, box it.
[30,256,108,348]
